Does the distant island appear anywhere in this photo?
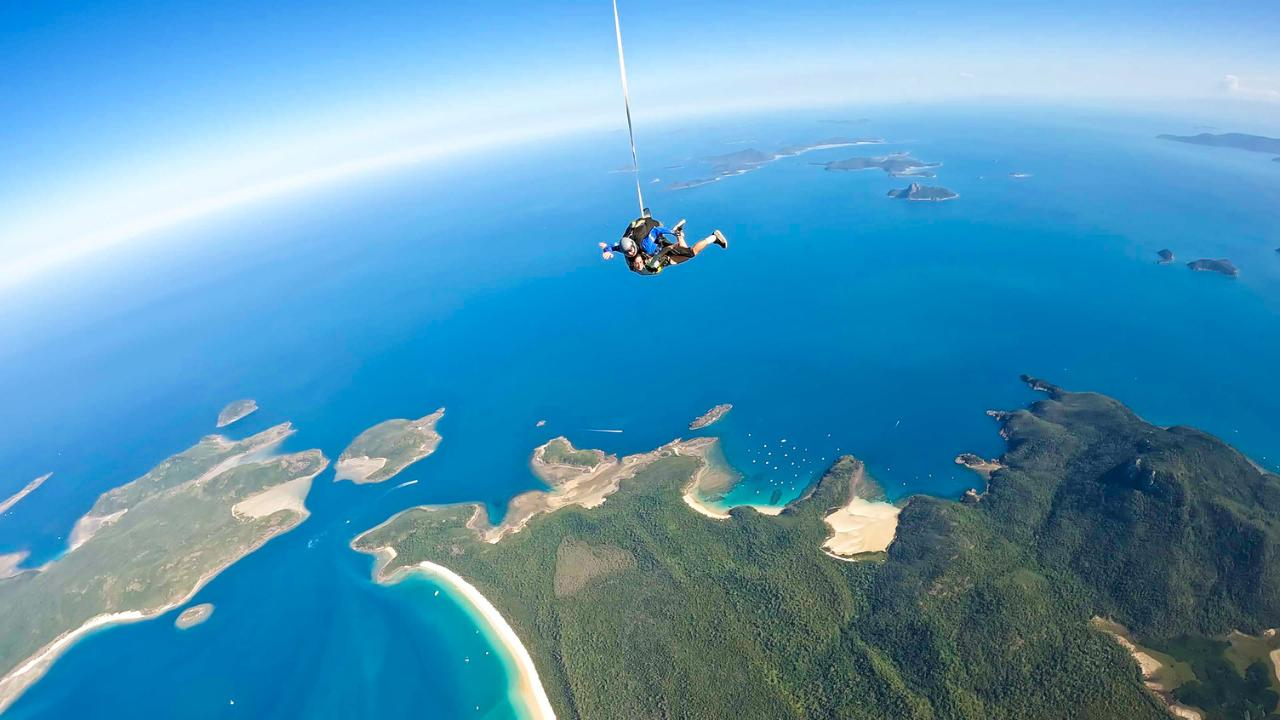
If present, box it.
[817,152,941,178]
[887,182,958,201]
[1156,249,1175,264]
[215,399,257,428]
[669,138,883,190]
[1158,132,1280,156]
[1009,171,1033,179]
[0,423,327,713]
[333,408,444,484]
[1187,258,1239,277]
[0,473,51,515]
[174,603,214,630]
[689,404,732,430]
[349,377,1280,719]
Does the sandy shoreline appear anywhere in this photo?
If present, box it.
[378,557,555,720]
[0,611,147,713]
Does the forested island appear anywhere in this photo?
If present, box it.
[888,182,958,201]
[215,399,257,428]
[0,424,326,713]
[818,152,941,177]
[174,603,214,630]
[334,408,444,484]
[353,377,1280,719]
[1187,258,1239,277]
[1158,132,1280,155]
[670,138,883,190]
[1157,249,1175,264]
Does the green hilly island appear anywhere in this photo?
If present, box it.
[356,378,1280,720]
[0,425,327,713]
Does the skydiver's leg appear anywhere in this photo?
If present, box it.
[688,232,726,256]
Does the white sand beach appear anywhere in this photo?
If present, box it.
[822,497,901,557]
[411,562,556,720]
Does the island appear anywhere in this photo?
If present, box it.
[333,408,444,484]
[174,603,214,630]
[0,423,327,713]
[670,139,885,190]
[350,377,1280,719]
[215,399,258,428]
[887,182,958,201]
[688,403,732,430]
[1187,258,1239,277]
[774,137,883,157]
[1157,248,1175,264]
[1009,171,1033,179]
[0,473,51,515]
[817,152,941,178]
[1158,132,1280,156]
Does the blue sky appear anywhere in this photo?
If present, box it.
[1,0,1278,286]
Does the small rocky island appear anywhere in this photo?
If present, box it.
[1187,258,1239,277]
[216,399,258,428]
[887,182,958,201]
[174,603,214,630]
[689,404,733,430]
[1156,249,1175,264]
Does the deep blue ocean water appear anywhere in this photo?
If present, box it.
[1,104,1278,718]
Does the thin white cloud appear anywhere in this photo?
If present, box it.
[1222,74,1280,102]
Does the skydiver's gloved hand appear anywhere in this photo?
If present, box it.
[599,242,614,260]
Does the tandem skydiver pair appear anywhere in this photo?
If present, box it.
[598,209,727,276]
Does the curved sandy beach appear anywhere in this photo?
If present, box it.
[410,561,556,720]
[0,611,147,713]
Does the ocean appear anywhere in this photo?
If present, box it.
[1,104,1278,718]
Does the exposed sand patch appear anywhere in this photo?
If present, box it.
[67,509,127,551]
[0,551,30,579]
[232,475,315,519]
[821,497,901,557]
[0,473,51,515]
[332,456,388,484]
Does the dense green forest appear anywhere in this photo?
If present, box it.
[355,378,1280,719]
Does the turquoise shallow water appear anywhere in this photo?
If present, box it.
[1,104,1278,718]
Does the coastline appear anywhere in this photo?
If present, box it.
[371,551,555,720]
[0,611,147,713]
